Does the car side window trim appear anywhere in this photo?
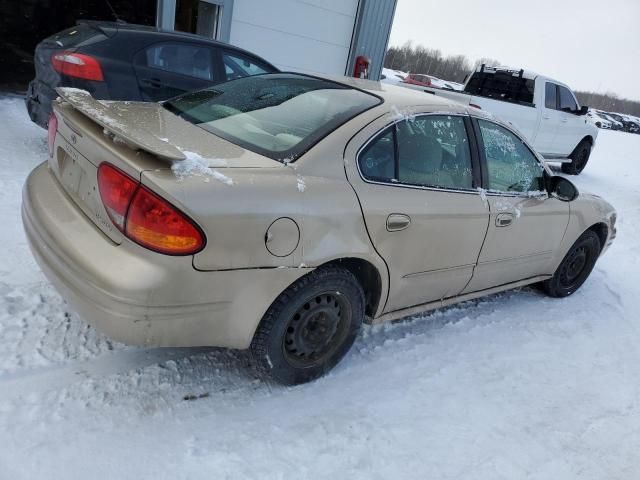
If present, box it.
[356,112,481,195]
[470,116,548,197]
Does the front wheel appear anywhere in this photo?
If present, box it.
[250,266,364,385]
[561,139,591,175]
[542,230,600,297]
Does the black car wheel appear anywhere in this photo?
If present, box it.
[542,230,601,298]
[562,139,591,175]
[250,266,364,385]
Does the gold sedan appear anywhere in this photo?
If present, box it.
[22,74,616,384]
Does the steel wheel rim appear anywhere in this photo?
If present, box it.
[559,245,589,288]
[282,292,351,368]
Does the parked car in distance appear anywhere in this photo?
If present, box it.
[401,65,599,175]
[597,111,624,131]
[23,74,617,385]
[620,114,640,134]
[380,68,407,84]
[25,21,278,128]
[403,73,436,87]
[604,111,639,133]
[587,109,612,129]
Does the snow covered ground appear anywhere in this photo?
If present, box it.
[1,94,639,479]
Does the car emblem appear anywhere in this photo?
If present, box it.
[70,134,77,145]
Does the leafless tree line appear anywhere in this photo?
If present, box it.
[384,42,640,117]
[574,91,640,117]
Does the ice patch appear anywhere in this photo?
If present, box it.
[296,176,306,193]
[390,105,416,122]
[171,152,232,185]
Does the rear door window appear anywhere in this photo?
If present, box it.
[145,43,215,80]
[545,82,558,109]
[359,128,396,182]
[396,116,473,190]
[358,115,474,190]
[223,51,273,81]
[558,86,578,112]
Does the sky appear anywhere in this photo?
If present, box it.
[388,0,640,101]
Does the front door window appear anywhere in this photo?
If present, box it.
[477,119,544,193]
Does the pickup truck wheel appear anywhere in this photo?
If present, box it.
[542,230,600,298]
[250,266,364,385]
[561,140,591,175]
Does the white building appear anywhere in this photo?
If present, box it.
[156,0,397,79]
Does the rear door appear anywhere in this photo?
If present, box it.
[463,118,569,292]
[536,81,561,155]
[133,41,222,101]
[345,112,490,313]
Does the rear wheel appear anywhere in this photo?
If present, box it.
[542,230,600,297]
[561,139,591,175]
[250,266,364,385]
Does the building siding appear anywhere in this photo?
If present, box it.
[228,0,359,75]
[348,0,397,80]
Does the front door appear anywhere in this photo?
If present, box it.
[464,118,569,292]
[553,85,587,156]
[345,113,490,313]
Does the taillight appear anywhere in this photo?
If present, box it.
[97,163,205,255]
[97,164,138,231]
[126,188,205,255]
[52,51,104,81]
[47,112,58,157]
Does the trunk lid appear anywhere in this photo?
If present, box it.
[50,89,281,243]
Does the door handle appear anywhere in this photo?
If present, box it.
[561,118,568,123]
[142,78,162,88]
[542,114,551,120]
[495,213,514,227]
[387,213,411,232]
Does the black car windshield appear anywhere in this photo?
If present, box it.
[163,73,382,162]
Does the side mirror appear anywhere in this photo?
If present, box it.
[577,105,589,116]
[546,175,578,201]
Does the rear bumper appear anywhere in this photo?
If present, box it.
[22,162,309,348]
[26,80,56,128]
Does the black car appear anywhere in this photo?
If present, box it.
[26,21,278,128]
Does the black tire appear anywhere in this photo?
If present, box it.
[561,139,591,175]
[250,266,365,385]
[542,230,600,298]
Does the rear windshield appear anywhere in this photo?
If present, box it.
[464,71,535,106]
[163,73,382,162]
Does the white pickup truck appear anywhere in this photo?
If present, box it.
[404,65,598,174]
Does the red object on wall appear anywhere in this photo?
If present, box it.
[353,56,370,79]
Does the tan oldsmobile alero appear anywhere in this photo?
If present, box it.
[22,73,616,384]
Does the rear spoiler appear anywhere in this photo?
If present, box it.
[55,87,185,161]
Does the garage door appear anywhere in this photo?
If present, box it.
[228,0,359,76]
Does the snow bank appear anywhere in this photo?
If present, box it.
[1,96,640,479]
